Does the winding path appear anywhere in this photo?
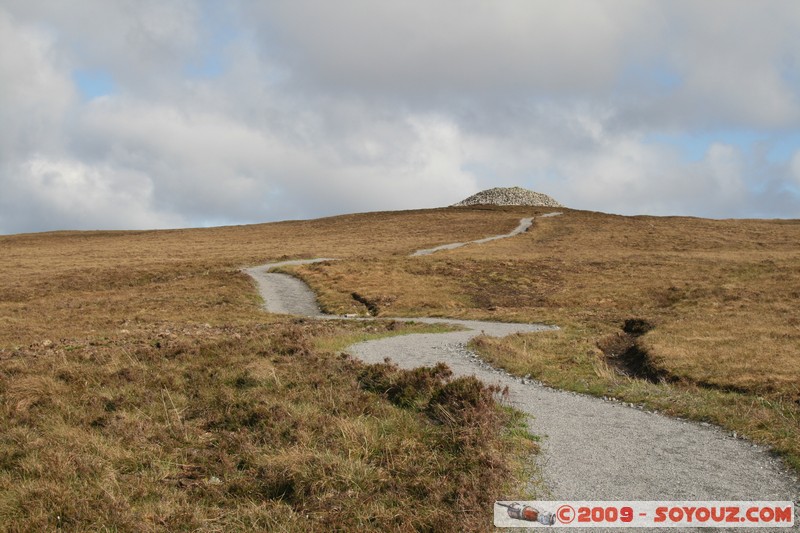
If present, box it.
[243,214,799,526]
[411,215,542,256]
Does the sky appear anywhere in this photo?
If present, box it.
[1,1,800,234]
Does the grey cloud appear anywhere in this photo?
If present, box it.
[3,157,183,234]
[0,9,74,160]
[243,0,656,99]
[1,1,799,235]
[607,1,800,131]
[242,0,800,129]
[3,0,204,95]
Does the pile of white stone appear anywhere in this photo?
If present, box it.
[452,186,562,208]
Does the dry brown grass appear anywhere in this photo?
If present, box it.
[0,320,535,531]
[289,208,800,470]
[0,207,524,346]
[0,207,541,531]
[3,204,798,530]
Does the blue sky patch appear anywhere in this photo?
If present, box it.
[645,130,771,162]
[617,63,682,94]
[646,129,800,165]
[765,132,800,163]
[73,69,116,100]
[185,5,239,79]
[185,54,226,79]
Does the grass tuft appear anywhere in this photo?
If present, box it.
[0,320,538,531]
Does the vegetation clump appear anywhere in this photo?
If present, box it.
[0,320,535,531]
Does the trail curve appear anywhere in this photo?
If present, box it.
[243,215,799,528]
[412,215,557,256]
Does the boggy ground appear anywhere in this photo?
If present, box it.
[289,207,800,471]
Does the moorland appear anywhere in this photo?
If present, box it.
[1,205,798,530]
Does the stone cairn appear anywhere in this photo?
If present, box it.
[452,186,562,208]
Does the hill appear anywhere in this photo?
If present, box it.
[288,208,800,470]
[1,206,798,528]
[0,207,540,531]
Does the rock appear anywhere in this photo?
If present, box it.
[452,186,562,208]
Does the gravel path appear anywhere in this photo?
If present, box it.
[411,216,542,256]
[349,329,796,502]
[243,215,799,529]
[243,258,336,317]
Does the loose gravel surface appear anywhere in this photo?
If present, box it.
[350,329,797,503]
[411,216,539,256]
[243,258,336,317]
[243,215,799,530]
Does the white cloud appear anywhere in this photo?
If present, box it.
[74,95,478,223]
[243,0,656,96]
[791,151,800,185]
[295,114,479,214]
[3,0,203,94]
[77,97,290,220]
[452,107,757,218]
[2,157,182,233]
[0,8,75,160]
[1,1,799,234]
[242,0,800,129]
[662,1,800,128]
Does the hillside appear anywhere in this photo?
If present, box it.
[0,207,542,531]
[288,208,800,469]
[1,206,799,528]
[0,208,532,345]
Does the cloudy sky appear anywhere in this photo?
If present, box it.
[2,1,800,234]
